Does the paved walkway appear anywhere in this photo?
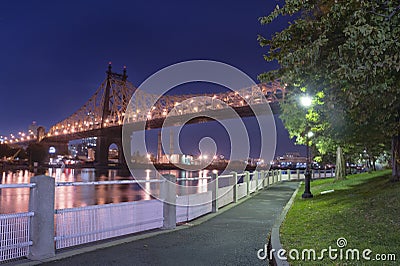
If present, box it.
[40,182,299,266]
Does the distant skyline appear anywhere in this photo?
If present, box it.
[0,0,303,156]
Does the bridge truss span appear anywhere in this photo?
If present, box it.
[45,66,285,139]
[122,80,285,124]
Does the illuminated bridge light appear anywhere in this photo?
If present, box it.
[2,79,283,139]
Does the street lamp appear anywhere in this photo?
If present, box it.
[300,95,312,108]
[300,95,314,199]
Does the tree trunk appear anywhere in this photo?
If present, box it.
[368,156,372,171]
[335,146,346,180]
[372,157,376,171]
[391,135,400,182]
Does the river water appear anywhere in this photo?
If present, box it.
[0,167,221,214]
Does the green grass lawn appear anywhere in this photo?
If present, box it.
[280,170,400,265]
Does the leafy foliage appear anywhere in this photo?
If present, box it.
[27,143,47,164]
[259,0,400,165]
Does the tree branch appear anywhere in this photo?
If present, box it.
[370,4,400,20]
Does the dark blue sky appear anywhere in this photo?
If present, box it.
[0,0,303,157]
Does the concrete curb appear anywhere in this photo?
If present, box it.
[17,182,280,266]
[269,182,301,266]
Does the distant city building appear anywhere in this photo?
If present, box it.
[88,148,96,161]
[158,154,194,165]
[68,137,97,160]
[273,152,307,169]
[28,121,38,134]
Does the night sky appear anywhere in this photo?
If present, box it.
[0,0,304,157]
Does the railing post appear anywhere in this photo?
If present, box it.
[245,171,250,196]
[232,171,238,202]
[269,170,275,185]
[269,170,272,185]
[279,170,282,182]
[331,168,334,177]
[319,169,322,179]
[324,169,327,178]
[162,174,176,229]
[260,170,265,189]
[211,173,219,212]
[312,170,315,180]
[28,175,55,260]
[288,170,291,181]
[265,170,270,187]
[253,171,258,191]
[297,169,300,180]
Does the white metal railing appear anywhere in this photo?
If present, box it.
[0,212,34,262]
[218,174,234,179]
[54,200,163,249]
[237,183,247,199]
[0,183,36,189]
[176,176,212,181]
[55,179,164,187]
[279,169,335,181]
[217,186,234,208]
[176,191,212,223]
[0,169,295,261]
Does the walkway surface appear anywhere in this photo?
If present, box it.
[40,182,299,266]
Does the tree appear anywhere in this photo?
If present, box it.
[335,146,346,180]
[259,0,400,180]
[0,144,13,158]
[27,143,47,165]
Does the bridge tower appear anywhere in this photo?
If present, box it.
[96,63,129,166]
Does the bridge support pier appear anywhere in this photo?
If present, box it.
[95,136,126,166]
[38,141,69,164]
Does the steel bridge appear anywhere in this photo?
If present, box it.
[3,64,285,165]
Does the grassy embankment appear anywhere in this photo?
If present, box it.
[280,169,399,265]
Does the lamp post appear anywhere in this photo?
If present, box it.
[300,95,313,199]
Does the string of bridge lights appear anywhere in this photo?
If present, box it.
[0,130,37,144]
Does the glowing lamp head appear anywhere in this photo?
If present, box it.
[300,95,312,107]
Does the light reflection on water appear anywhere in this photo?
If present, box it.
[0,168,216,214]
